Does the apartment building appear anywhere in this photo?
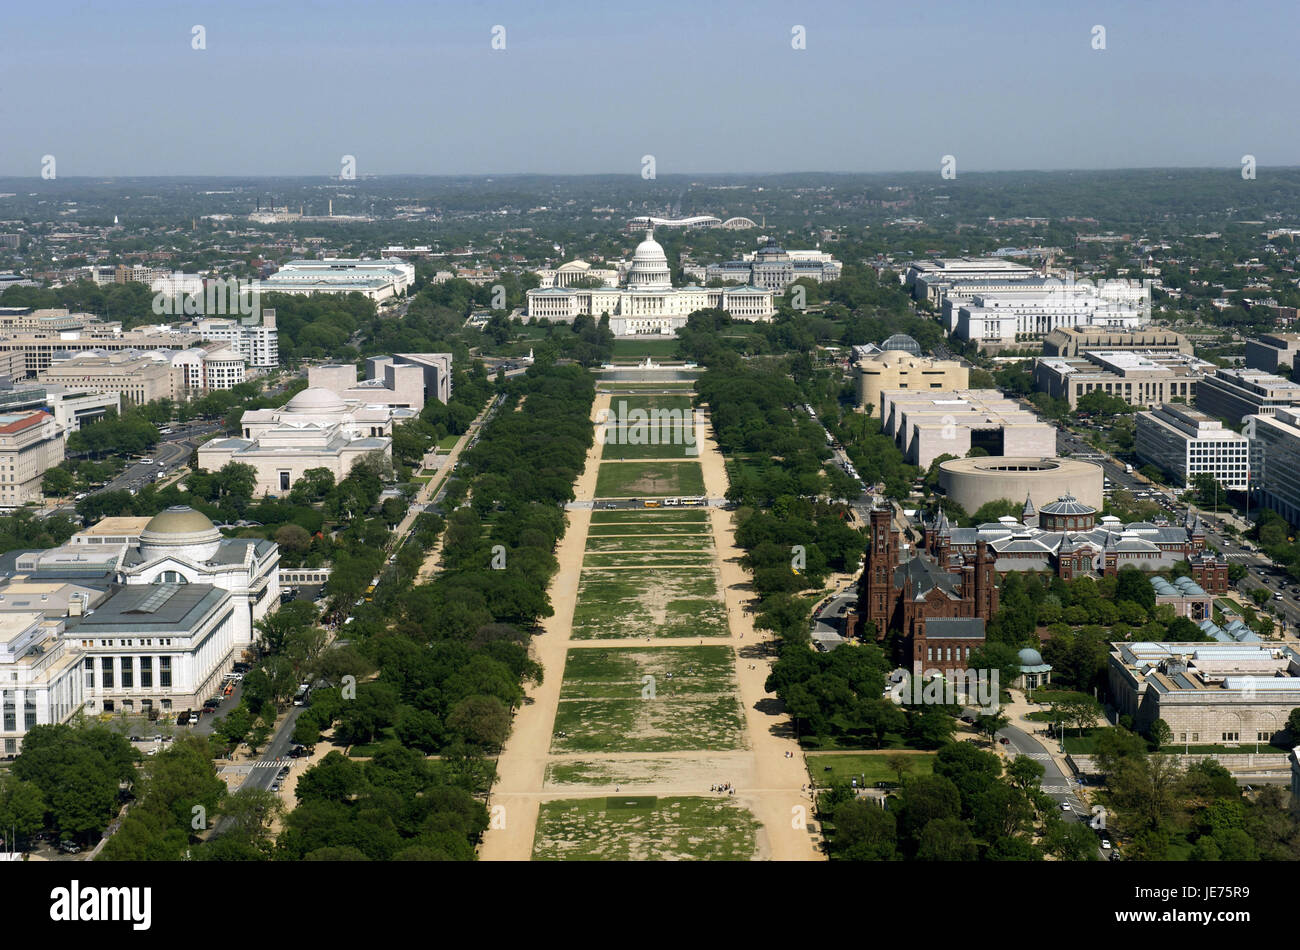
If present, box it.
[191,309,279,368]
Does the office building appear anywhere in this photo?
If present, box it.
[191,309,279,368]
[168,344,247,392]
[1245,407,1300,525]
[0,380,119,433]
[37,351,185,404]
[1033,351,1205,409]
[1135,405,1251,490]
[253,258,415,302]
[952,294,1145,348]
[903,258,1038,304]
[1041,327,1193,358]
[0,411,64,508]
[1244,333,1300,373]
[1195,367,1300,424]
[308,355,448,414]
[705,240,842,291]
[0,613,84,756]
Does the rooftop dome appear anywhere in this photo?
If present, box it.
[881,333,922,357]
[1017,647,1045,667]
[632,230,668,263]
[1040,493,1097,516]
[626,229,672,290]
[142,506,216,536]
[139,506,222,562]
[284,387,347,413]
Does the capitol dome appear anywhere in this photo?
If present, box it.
[626,229,672,290]
[284,387,347,414]
[139,506,222,562]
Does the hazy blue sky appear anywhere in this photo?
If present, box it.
[2,0,1296,176]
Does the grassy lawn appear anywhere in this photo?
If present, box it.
[437,434,460,451]
[552,646,746,752]
[610,338,681,360]
[586,523,712,537]
[806,752,937,787]
[581,551,714,568]
[589,509,710,524]
[571,568,728,639]
[583,536,712,553]
[599,399,698,460]
[593,462,706,498]
[532,796,759,860]
[600,381,696,390]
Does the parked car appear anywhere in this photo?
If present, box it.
[59,840,82,854]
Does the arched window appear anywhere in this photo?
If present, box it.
[159,571,187,585]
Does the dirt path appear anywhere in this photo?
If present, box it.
[695,407,824,861]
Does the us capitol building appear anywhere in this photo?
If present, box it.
[526,230,775,335]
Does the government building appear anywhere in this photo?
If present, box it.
[527,230,775,335]
[197,387,393,496]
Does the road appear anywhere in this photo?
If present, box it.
[994,718,1109,859]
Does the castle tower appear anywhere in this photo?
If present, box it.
[860,507,898,637]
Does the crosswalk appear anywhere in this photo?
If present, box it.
[252,758,292,769]
[1041,785,1072,793]
[1222,552,1256,561]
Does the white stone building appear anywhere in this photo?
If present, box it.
[527,230,775,335]
[198,387,393,495]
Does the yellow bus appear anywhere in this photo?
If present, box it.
[643,499,661,508]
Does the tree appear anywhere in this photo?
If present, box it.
[1149,718,1172,751]
[916,817,978,860]
[976,710,1010,748]
[1115,566,1156,612]
[1045,819,1099,861]
[0,775,47,846]
[274,523,311,554]
[445,695,511,749]
[830,799,898,860]
[886,753,914,786]
[42,466,74,498]
[1288,707,1300,740]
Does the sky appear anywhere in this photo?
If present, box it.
[1,0,1296,177]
